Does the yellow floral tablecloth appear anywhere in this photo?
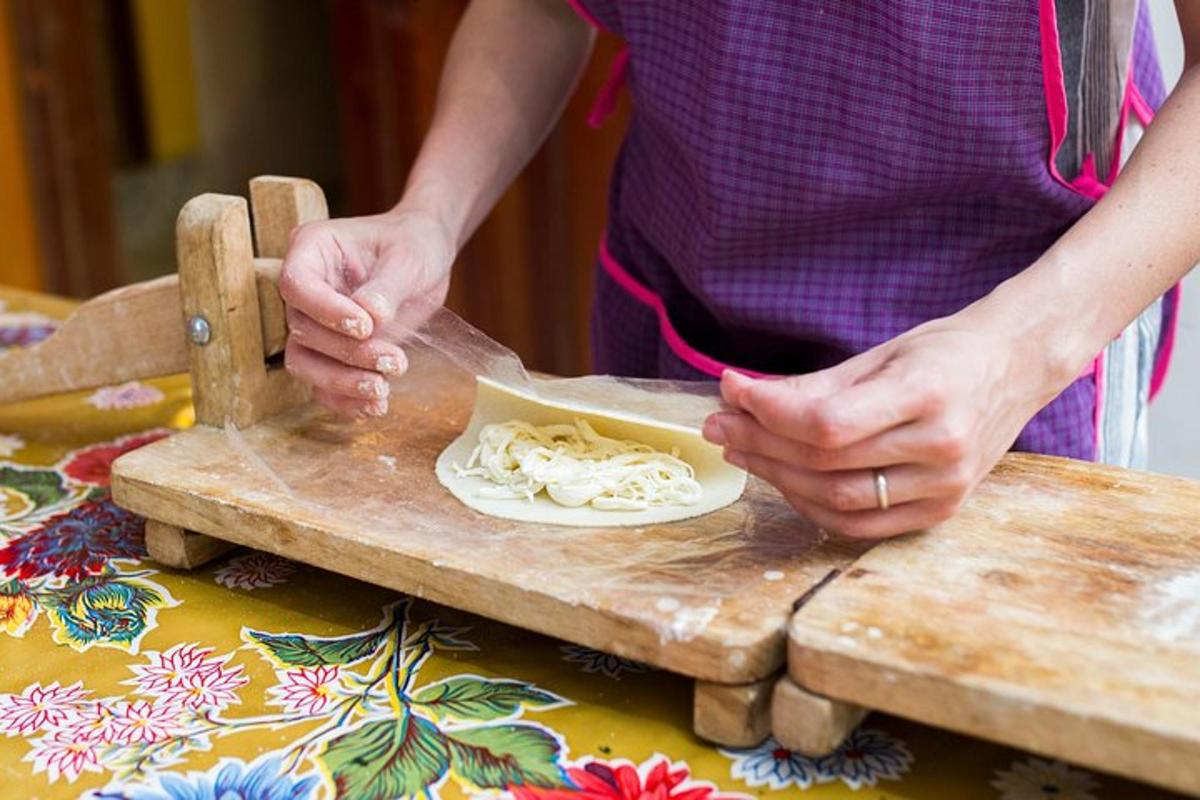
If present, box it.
[0,287,1184,800]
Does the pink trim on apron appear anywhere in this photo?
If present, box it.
[1092,345,1107,452]
[599,236,768,379]
[564,0,629,128]
[1128,82,1180,402]
[1150,286,1181,400]
[1039,0,1176,450]
[1039,0,1107,200]
[564,0,606,30]
[588,48,630,128]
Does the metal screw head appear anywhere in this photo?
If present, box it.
[187,315,212,346]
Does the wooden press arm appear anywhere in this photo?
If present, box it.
[0,260,289,405]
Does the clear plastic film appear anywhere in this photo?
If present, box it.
[390,303,728,430]
[214,305,848,650]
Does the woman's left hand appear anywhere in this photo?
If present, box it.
[702,312,1068,539]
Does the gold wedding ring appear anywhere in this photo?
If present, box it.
[873,469,890,511]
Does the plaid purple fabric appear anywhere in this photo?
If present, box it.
[580,1,1166,460]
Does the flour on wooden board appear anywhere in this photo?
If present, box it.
[1139,569,1200,643]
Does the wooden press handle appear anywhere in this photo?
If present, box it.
[0,264,288,406]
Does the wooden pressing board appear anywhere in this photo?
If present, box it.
[790,454,1200,796]
[112,347,869,684]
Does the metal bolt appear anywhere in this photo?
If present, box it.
[187,315,212,346]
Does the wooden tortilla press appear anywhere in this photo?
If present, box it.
[3,177,1200,797]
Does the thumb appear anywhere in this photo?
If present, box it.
[728,352,878,440]
[351,267,411,329]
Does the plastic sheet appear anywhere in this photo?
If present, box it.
[216,306,840,647]
[388,303,727,430]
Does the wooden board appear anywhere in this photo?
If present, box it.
[111,350,867,683]
[788,454,1200,795]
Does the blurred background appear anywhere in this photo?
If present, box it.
[0,0,1194,477]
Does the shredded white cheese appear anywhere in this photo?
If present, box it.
[452,418,702,511]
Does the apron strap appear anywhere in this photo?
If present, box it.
[587,47,630,128]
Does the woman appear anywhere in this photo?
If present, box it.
[279,1,1199,539]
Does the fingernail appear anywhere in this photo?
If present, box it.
[703,417,728,446]
[725,449,747,469]
[360,291,389,317]
[376,355,403,376]
[365,399,388,417]
[340,316,371,339]
[724,369,752,389]
[357,379,388,399]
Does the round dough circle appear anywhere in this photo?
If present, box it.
[436,378,747,527]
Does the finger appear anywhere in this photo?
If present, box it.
[285,341,391,405]
[786,491,959,539]
[311,387,387,419]
[719,349,881,411]
[708,411,953,471]
[727,451,950,512]
[280,242,374,340]
[287,309,408,378]
[736,361,927,449]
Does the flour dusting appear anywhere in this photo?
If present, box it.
[1139,570,1200,644]
[662,603,721,642]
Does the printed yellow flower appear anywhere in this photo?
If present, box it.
[0,590,35,636]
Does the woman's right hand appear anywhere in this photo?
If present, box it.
[279,208,455,418]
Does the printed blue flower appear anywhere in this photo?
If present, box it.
[118,755,319,800]
[560,645,648,680]
[722,728,912,791]
[720,736,820,790]
[814,727,913,789]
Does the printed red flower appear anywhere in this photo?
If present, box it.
[512,756,745,800]
[61,430,170,487]
[0,497,146,581]
[128,643,225,695]
[267,666,341,715]
[158,663,248,711]
[27,731,103,784]
[0,682,90,736]
[108,700,181,745]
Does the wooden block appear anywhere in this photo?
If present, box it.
[694,675,777,747]
[177,194,283,428]
[0,263,289,405]
[788,454,1200,796]
[144,519,235,569]
[249,175,329,258]
[771,676,867,755]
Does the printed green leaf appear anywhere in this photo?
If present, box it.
[0,467,67,509]
[446,723,569,790]
[413,676,563,722]
[322,714,450,800]
[244,627,387,668]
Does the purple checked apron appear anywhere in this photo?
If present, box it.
[566,0,1172,462]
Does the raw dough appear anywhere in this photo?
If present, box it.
[436,377,747,526]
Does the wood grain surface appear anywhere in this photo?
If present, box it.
[0,263,287,405]
[694,675,777,747]
[111,347,867,683]
[789,454,1200,795]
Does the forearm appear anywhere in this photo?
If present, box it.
[973,64,1200,397]
[396,0,594,249]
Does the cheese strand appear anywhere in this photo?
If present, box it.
[453,418,702,511]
